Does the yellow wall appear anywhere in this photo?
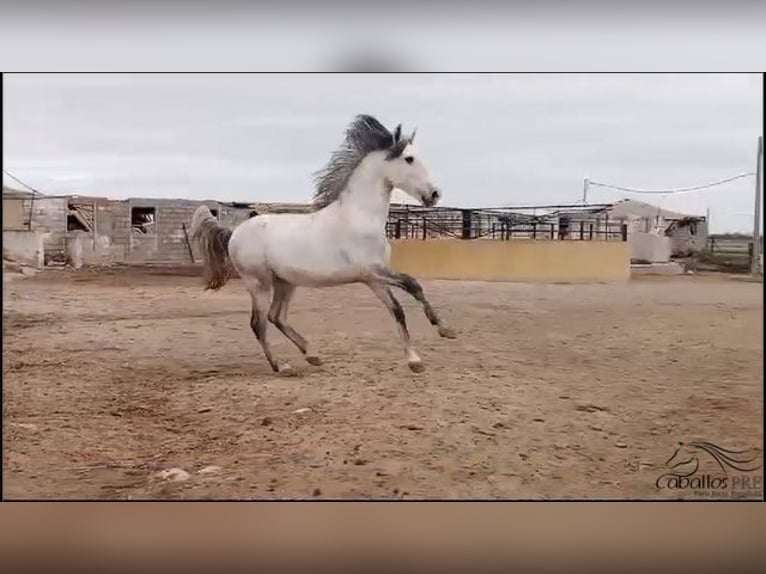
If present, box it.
[390,239,630,283]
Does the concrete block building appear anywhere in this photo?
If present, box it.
[2,186,258,267]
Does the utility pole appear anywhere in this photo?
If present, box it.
[582,178,590,205]
[752,135,763,277]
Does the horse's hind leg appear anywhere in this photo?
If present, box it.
[268,278,321,366]
[376,269,457,339]
[367,281,423,373]
[244,277,292,375]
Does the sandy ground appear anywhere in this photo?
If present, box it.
[2,267,763,499]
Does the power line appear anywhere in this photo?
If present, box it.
[588,171,756,195]
[2,169,46,196]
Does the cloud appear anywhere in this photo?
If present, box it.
[3,73,761,232]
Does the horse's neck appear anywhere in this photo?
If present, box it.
[333,161,392,232]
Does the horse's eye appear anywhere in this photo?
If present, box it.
[404,156,414,164]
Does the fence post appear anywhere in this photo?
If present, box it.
[461,209,472,240]
[621,223,628,242]
[579,221,584,240]
[422,217,427,240]
[550,223,555,239]
[395,220,402,239]
[532,222,537,239]
[181,222,195,263]
[589,224,593,240]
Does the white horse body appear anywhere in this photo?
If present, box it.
[229,157,392,288]
[191,115,455,374]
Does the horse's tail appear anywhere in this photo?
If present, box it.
[189,205,234,291]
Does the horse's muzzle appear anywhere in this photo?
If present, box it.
[422,188,441,207]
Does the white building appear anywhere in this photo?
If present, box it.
[551,199,708,263]
[603,199,708,256]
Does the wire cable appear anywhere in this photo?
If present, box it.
[2,169,46,196]
[588,172,756,195]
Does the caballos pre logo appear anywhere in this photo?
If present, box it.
[655,441,762,496]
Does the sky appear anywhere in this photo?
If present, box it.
[2,73,763,233]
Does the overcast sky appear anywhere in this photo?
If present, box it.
[3,73,762,233]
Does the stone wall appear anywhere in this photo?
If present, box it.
[27,197,68,263]
[668,220,708,256]
[93,198,130,263]
[54,197,254,265]
[3,230,45,268]
[629,232,671,263]
[2,198,26,230]
[122,198,251,263]
[4,193,261,266]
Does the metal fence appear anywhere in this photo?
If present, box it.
[385,205,628,242]
[706,236,759,256]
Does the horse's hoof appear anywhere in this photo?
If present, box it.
[305,355,322,366]
[278,363,297,377]
[408,361,426,373]
[438,326,457,339]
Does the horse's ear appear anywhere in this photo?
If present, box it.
[409,128,417,143]
[393,123,402,144]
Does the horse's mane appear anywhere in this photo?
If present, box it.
[311,114,408,210]
[688,441,762,473]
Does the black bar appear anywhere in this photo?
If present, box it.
[422,217,427,240]
[181,222,195,263]
[461,209,472,240]
[395,220,402,239]
[621,223,628,242]
[589,224,593,240]
[550,223,555,240]
[579,221,584,240]
[532,222,537,239]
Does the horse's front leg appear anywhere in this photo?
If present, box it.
[374,268,457,339]
[366,281,424,372]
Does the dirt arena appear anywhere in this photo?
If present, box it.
[3,266,763,499]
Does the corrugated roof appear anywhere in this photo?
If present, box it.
[2,185,42,199]
[606,199,703,221]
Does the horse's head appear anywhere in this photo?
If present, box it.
[313,114,442,211]
[380,123,441,208]
[664,442,700,477]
